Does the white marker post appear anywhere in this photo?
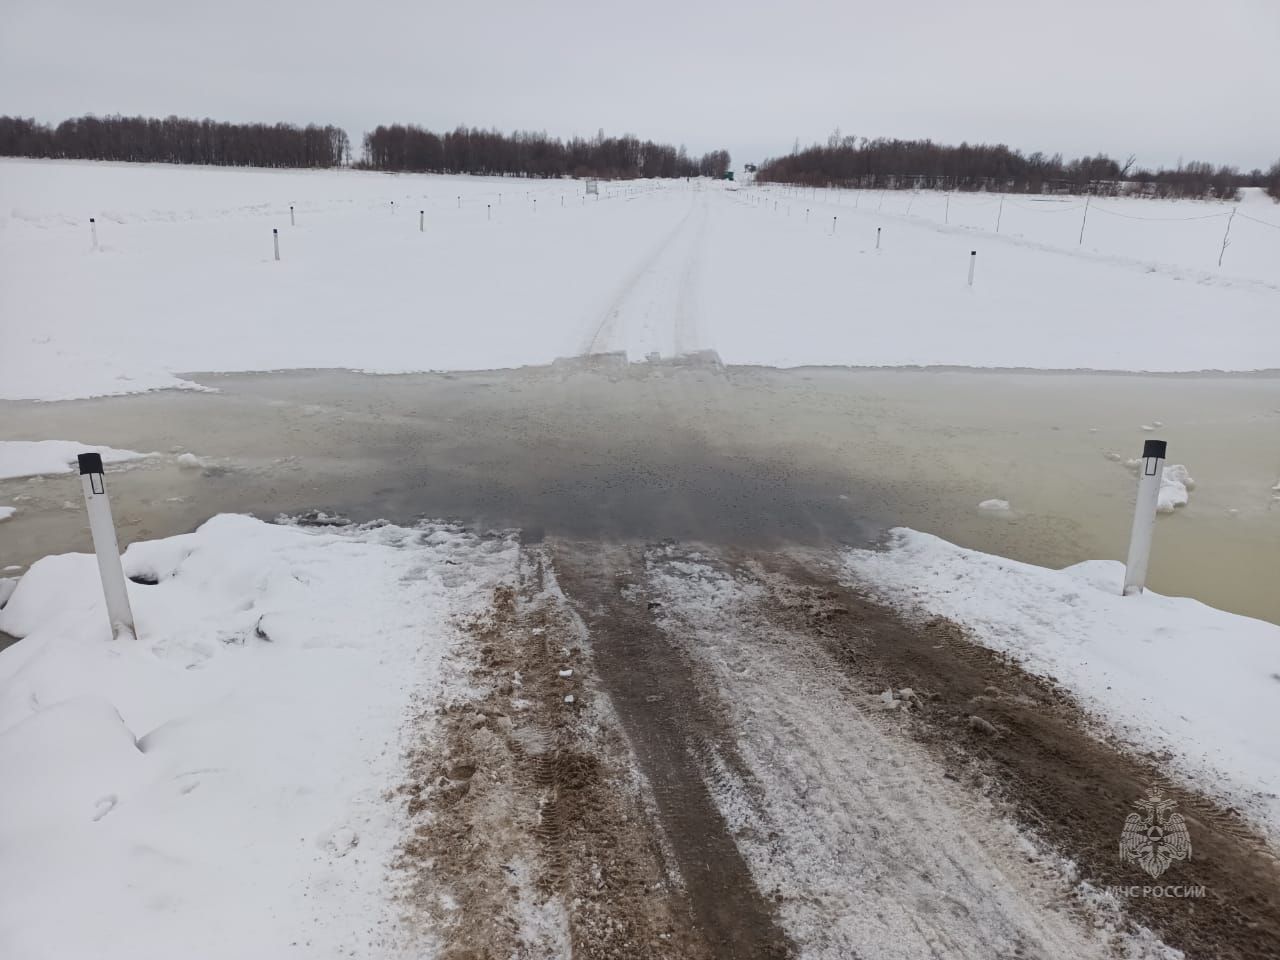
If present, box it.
[487,204,491,220]
[419,209,424,232]
[290,205,295,226]
[78,453,135,640]
[90,217,98,250]
[832,216,838,234]
[457,196,461,209]
[273,228,280,261]
[390,200,395,214]
[968,250,977,286]
[1123,439,1166,596]
[876,227,881,249]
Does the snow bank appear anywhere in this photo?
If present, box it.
[843,529,1280,838]
[0,439,152,479]
[0,505,14,521]
[0,513,517,959]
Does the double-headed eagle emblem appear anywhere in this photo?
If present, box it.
[1119,793,1192,879]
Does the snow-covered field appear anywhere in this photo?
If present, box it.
[2,159,1278,400]
[0,515,516,959]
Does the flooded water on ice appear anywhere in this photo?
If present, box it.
[2,362,1277,623]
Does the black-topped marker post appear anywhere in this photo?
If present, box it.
[273,228,280,261]
[419,209,424,232]
[968,250,977,286]
[1123,439,1166,596]
[290,204,295,227]
[78,453,135,639]
[89,217,98,251]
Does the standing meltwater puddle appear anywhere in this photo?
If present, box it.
[2,363,1278,623]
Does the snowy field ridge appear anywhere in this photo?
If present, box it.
[1,159,1278,401]
[843,528,1280,841]
[0,514,518,960]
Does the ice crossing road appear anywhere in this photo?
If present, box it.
[580,194,710,360]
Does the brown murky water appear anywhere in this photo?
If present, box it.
[2,362,1278,622]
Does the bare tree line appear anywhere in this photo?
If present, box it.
[0,114,731,180]
[360,124,730,180]
[0,115,350,168]
[4,114,1274,200]
[760,133,1280,201]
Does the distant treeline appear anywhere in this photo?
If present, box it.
[0,114,350,168]
[0,113,730,182]
[759,134,1280,201]
[361,125,731,180]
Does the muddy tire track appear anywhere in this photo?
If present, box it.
[642,544,1125,960]
[394,546,714,959]
[552,541,794,960]
[762,552,1280,960]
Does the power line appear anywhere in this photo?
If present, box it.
[1088,204,1230,222]
[1008,199,1083,213]
[1236,210,1280,231]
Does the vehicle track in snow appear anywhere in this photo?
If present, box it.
[580,195,710,360]
[486,538,1280,959]
[632,543,1122,960]
[552,541,794,959]
[393,531,1280,958]
[756,548,1280,960]
[393,545,722,959]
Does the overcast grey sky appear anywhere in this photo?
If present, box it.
[3,0,1278,170]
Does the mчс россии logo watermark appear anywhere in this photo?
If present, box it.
[1110,791,1204,898]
